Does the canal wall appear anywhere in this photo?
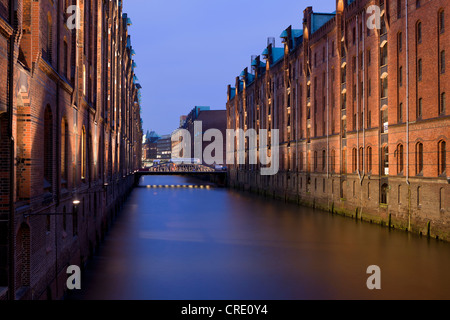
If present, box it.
[8,174,136,301]
[228,170,450,242]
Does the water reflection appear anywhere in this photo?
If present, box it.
[70,176,450,300]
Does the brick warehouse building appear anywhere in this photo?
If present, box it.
[0,0,143,300]
[227,0,449,240]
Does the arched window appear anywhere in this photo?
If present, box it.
[314,151,318,171]
[439,10,445,33]
[398,32,402,52]
[44,106,53,194]
[352,148,357,173]
[367,146,373,173]
[397,144,404,174]
[416,142,424,175]
[359,147,364,172]
[322,150,326,171]
[381,184,388,204]
[81,126,86,180]
[441,51,445,74]
[438,140,446,176]
[397,0,402,19]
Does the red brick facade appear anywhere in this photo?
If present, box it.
[0,0,143,300]
[227,0,449,240]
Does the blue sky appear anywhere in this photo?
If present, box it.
[123,0,336,135]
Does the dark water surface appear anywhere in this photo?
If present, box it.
[70,176,450,300]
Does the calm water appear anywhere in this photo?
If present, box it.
[70,175,450,300]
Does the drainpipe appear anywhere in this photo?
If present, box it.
[8,0,16,301]
[296,78,298,175]
[356,15,362,183]
[56,0,61,205]
[405,0,411,231]
[362,11,366,177]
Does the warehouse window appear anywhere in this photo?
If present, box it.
[417,98,423,119]
[416,142,424,175]
[397,144,404,174]
[367,146,373,173]
[438,140,446,176]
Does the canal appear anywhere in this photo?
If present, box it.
[70,175,450,300]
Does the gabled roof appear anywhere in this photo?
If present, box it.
[311,12,335,34]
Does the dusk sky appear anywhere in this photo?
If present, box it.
[123,0,336,136]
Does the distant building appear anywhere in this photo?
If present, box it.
[142,131,163,166]
[172,106,226,165]
[179,115,187,128]
[156,135,172,161]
